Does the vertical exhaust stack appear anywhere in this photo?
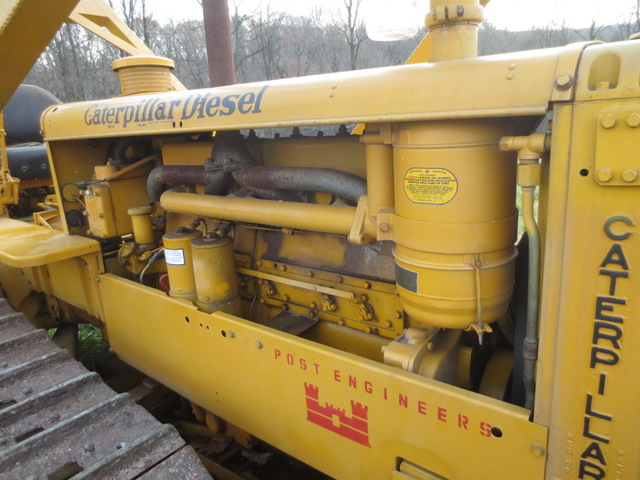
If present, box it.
[202,0,236,87]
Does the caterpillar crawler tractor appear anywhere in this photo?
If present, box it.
[1,0,638,479]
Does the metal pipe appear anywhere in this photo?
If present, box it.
[232,166,366,205]
[147,165,205,201]
[499,133,547,411]
[364,142,394,218]
[521,184,540,410]
[202,0,236,87]
[149,163,366,204]
[106,154,158,182]
[243,187,304,202]
[427,0,484,62]
[160,191,358,236]
[111,139,135,165]
[205,130,253,195]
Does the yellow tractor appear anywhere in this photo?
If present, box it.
[0,1,637,479]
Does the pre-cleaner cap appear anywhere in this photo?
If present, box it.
[112,56,175,95]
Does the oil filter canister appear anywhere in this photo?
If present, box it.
[191,234,242,315]
[162,227,202,302]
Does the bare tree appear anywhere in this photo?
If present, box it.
[156,20,209,88]
[116,0,155,47]
[617,0,640,39]
[231,2,268,80]
[333,0,367,70]
[27,0,634,103]
[574,18,606,41]
[245,5,289,80]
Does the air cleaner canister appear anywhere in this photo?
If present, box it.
[392,120,518,330]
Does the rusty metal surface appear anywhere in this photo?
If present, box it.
[137,444,214,479]
[0,298,212,479]
[232,166,367,204]
[147,165,205,201]
[263,311,318,336]
[202,0,236,87]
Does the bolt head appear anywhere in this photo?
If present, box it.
[601,114,617,129]
[255,340,263,349]
[379,223,390,232]
[622,168,638,183]
[627,113,640,128]
[596,168,613,182]
[531,444,545,457]
[555,74,573,90]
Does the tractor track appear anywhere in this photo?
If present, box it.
[0,298,212,479]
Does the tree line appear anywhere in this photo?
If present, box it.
[25,0,640,103]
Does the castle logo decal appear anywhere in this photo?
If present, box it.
[304,382,371,447]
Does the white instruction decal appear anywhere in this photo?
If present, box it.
[164,248,185,266]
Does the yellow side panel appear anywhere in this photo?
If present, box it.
[100,274,547,480]
[42,46,572,141]
[538,100,640,479]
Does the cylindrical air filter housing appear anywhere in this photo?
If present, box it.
[112,56,174,95]
[392,120,517,330]
[128,205,154,245]
[192,234,242,315]
[163,227,202,302]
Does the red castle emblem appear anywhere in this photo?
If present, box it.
[304,382,371,447]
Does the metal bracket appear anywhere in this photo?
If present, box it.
[595,106,640,186]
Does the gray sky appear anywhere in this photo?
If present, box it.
[152,0,638,31]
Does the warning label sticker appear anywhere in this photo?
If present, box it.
[404,168,458,205]
[165,248,186,266]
